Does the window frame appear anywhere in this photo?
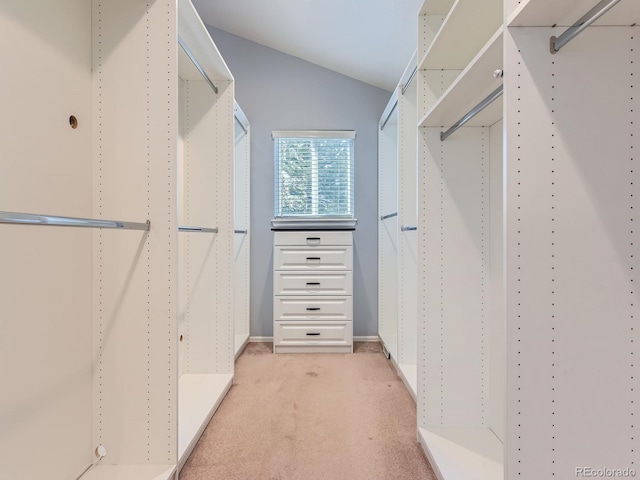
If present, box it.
[273,130,356,219]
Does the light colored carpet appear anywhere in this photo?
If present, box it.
[180,342,436,480]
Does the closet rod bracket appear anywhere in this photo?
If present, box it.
[550,0,621,54]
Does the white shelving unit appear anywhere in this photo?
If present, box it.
[176,0,235,471]
[378,53,419,399]
[0,1,235,479]
[233,102,251,358]
[416,0,640,478]
[503,0,640,477]
[416,0,504,478]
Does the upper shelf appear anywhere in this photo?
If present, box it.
[178,0,233,82]
[419,0,455,16]
[419,27,503,128]
[508,0,640,27]
[419,0,503,70]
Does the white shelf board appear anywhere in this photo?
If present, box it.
[420,0,456,16]
[508,0,640,27]
[379,90,399,127]
[178,373,233,466]
[82,465,176,480]
[419,0,503,70]
[418,427,504,480]
[234,333,249,359]
[397,363,417,402]
[419,27,503,128]
[178,0,233,81]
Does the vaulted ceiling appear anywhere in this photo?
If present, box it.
[193,0,422,92]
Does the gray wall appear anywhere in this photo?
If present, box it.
[207,26,390,337]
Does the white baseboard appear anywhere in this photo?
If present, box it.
[249,336,273,343]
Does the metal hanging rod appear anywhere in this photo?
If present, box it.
[0,211,150,230]
[401,66,418,95]
[235,115,248,135]
[178,36,219,94]
[380,101,398,131]
[178,225,218,233]
[234,229,248,234]
[380,212,398,221]
[440,85,503,142]
[401,225,417,232]
[551,0,621,54]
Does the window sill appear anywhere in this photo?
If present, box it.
[271,217,357,231]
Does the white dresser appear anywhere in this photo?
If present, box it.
[273,230,353,353]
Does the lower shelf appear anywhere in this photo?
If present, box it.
[82,465,176,480]
[234,333,249,359]
[178,373,233,468]
[397,363,417,401]
[418,427,503,480]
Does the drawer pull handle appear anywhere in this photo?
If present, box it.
[306,332,321,336]
[306,257,321,261]
[306,282,320,286]
[306,307,321,311]
[307,237,321,241]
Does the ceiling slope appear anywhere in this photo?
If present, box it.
[193,0,421,92]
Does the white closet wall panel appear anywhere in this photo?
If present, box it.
[211,84,235,375]
[0,2,93,479]
[506,27,639,477]
[398,83,419,370]
[378,112,398,359]
[489,119,505,443]
[179,79,234,375]
[233,109,250,356]
[418,70,461,122]
[92,0,178,465]
[420,126,489,428]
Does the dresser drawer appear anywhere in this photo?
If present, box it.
[274,246,352,271]
[274,321,353,346]
[274,296,352,321]
[274,231,352,247]
[274,271,353,296]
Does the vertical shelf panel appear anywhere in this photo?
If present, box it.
[92,0,178,465]
[378,95,399,360]
[212,81,235,375]
[398,80,419,372]
[233,106,251,358]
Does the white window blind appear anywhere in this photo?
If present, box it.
[273,131,355,218]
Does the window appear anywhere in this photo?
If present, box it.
[273,130,355,218]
